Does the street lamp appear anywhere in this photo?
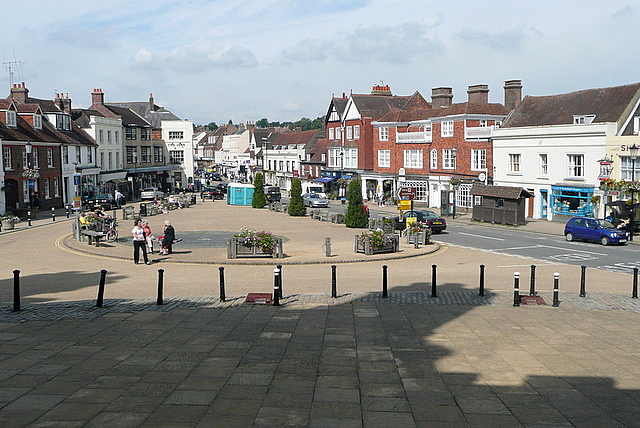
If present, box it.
[630,144,638,241]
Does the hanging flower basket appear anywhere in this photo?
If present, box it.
[22,168,40,179]
[355,229,399,255]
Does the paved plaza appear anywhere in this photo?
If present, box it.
[1,200,640,426]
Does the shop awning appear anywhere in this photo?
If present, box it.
[100,171,127,182]
[314,177,335,183]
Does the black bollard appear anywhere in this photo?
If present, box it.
[66,205,70,218]
[553,272,560,307]
[382,265,388,298]
[157,269,164,305]
[513,272,520,307]
[579,265,587,297]
[431,264,437,297]
[219,266,226,302]
[529,265,536,295]
[277,264,283,299]
[273,267,280,306]
[633,268,638,299]
[479,264,485,296]
[96,269,107,307]
[331,265,337,298]
[27,211,32,227]
[51,207,56,222]
[12,270,21,312]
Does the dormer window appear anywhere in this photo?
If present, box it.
[56,114,71,131]
[6,110,17,127]
[573,114,595,124]
[34,114,42,129]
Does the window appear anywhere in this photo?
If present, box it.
[344,148,357,168]
[404,149,423,169]
[141,128,151,140]
[430,149,437,169]
[567,154,584,177]
[168,131,183,140]
[99,130,104,143]
[354,125,360,140]
[479,120,487,127]
[32,148,39,169]
[3,147,11,170]
[169,150,184,165]
[87,148,92,164]
[441,120,454,137]
[107,130,111,143]
[335,127,341,140]
[108,152,113,170]
[115,152,119,168]
[509,154,521,173]
[471,149,486,171]
[379,127,389,141]
[23,181,29,203]
[76,147,81,164]
[6,110,17,127]
[278,160,283,171]
[126,127,136,140]
[63,146,69,164]
[539,154,548,175]
[141,147,151,163]
[47,148,54,168]
[620,156,640,180]
[573,115,595,124]
[328,128,334,140]
[328,148,340,168]
[443,149,456,169]
[22,147,27,168]
[378,150,390,168]
[34,114,42,129]
[346,126,352,140]
[56,114,71,130]
[154,146,164,163]
[126,146,136,164]
[44,178,50,199]
[457,184,473,209]
[100,152,104,169]
[115,131,119,143]
[53,177,60,197]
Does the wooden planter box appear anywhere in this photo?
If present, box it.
[1,220,15,230]
[227,237,284,259]
[368,219,395,233]
[354,234,399,255]
[405,230,431,245]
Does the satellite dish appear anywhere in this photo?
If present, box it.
[478,172,486,182]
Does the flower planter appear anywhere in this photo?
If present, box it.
[227,236,284,259]
[406,230,430,245]
[354,234,399,255]
[1,220,15,230]
[368,218,395,233]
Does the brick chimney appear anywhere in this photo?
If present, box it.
[55,92,72,114]
[10,82,29,103]
[91,88,105,107]
[467,84,489,104]
[431,87,453,109]
[371,84,392,96]
[504,80,522,111]
[149,93,154,112]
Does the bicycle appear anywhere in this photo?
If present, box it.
[103,217,118,243]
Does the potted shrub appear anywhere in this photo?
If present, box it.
[402,221,432,245]
[228,227,283,258]
[355,229,399,255]
[0,215,20,231]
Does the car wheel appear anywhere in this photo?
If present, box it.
[600,236,610,246]
[565,232,574,242]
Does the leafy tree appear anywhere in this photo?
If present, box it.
[256,118,269,128]
[206,122,218,131]
[252,172,267,208]
[288,178,306,216]
[344,178,369,228]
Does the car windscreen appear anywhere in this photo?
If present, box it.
[596,219,616,229]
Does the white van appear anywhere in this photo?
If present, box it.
[301,182,326,198]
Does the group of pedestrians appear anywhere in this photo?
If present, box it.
[131,219,176,265]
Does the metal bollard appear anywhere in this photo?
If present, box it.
[273,267,280,306]
[513,272,520,307]
[51,207,56,222]
[277,264,283,299]
[157,269,164,305]
[529,264,536,295]
[431,264,437,297]
[66,205,70,218]
[633,268,638,299]
[479,264,485,296]
[12,270,21,312]
[96,269,107,307]
[382,265,388,298]
[580,265,587,297]
[219,266,226,302]
[553,272,560,307]
[324,238,332,257]
[28,211,32,227]
[331,265,337,298]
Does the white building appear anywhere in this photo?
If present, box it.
[162,119,194,189]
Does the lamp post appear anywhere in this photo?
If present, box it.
[630,144,638,241]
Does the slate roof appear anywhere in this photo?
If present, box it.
[470,184,534,199]
[502,82,640,128]
[110,101,181,128]
[0,112,61,143]
[350,93,416,120]
[104,104,151,127]
[71,109,107,129]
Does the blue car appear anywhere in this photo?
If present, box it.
[564,217,628,246]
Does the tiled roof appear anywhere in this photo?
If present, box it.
[111,101,181,128]
[503,83,640,127]
[350,93,415,120]
[471,184,534,199]
[104,104,151,127]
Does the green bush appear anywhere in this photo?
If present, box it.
[288,178,306,216]
[344,178,369,228]
[252,172,267,208]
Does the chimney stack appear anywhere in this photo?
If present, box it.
[371,84,392,96]
[11,82,29,103]
[504,80,522,111]
[431,87,453,109]
[91,88,105,107]
[55,92,72,114]
[467,84,489,104]
[149,93,154,112]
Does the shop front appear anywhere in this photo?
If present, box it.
[550,184,594,219]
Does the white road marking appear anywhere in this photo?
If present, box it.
[458,232,505,241]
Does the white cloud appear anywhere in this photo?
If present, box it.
[164,41,258,70]
[281,102,300,112]
[456,27,529,50]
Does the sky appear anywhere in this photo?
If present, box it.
[2,0,639,126]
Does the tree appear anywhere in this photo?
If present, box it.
[206,122,218,131]
[344,178,369,228]
[288,178,306,216]
[252,172,267,208]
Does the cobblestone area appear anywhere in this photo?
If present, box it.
[3,290,640,322]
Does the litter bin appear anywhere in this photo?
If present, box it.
[191,195,196,205]
[139,203,148,216]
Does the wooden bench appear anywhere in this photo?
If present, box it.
[81,230,106,247]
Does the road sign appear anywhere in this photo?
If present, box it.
[397,187,416,200]
[397,200,411,210]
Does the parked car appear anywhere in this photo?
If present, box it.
[303,193,329,208]
[564,217,628,246]
[141,187,165,200]
[264,186,281,203]
[89,194,118,209]
[216,182,229,193]
[394,210,447,233]
[201,186,225,200]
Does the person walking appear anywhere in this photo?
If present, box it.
[142,220,154,253]
[132,219,151,265]
[115,189,124,209]
[160,220,175,255]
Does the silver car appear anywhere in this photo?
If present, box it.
[303,193,329,207]
[141,187,165,200]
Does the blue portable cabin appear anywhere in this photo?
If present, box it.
[226,183,255,205]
